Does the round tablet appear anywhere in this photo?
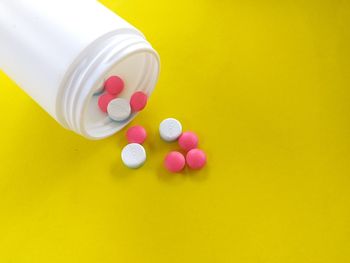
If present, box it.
[104,76,124,95]
[186,149,207,170]
[159,118,182,142]
[164,151,186,173]
[107,98,131,122]
[98,93,115,113]
[126,125,147,144]
[130,91,148,112]
[178,131,199,152]
[121,143,146,169]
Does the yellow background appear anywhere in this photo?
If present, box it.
[0,0,350,262]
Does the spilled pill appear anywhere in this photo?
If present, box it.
[126,125,147,144]
[130,91,148,112]
[178,131,199,152]
[121,143,146,168]
[186,149,207,170]
[107,98,131,122]
[164,151,186,173]
[104,76,124,96]
[159,118,182,142]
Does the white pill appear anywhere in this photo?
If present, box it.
[121,143,146,168]
[107,98,131,122]
[159,118,183,142]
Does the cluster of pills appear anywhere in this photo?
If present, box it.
[121,118,207,173]
[97,76,148,121]
[160,118,206,173]
[97,76,206,173]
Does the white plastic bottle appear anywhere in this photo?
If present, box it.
[0,0,160,139]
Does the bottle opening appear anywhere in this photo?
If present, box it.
[58,32,160,139]
[84,50,159,139]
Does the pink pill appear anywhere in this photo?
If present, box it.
[186,149,207,170]
[130,91,148,112]
[104,76,124,95]
[98,93,115,113]
[178,131,199,152]
[126,125,147,144]
[164,151,186,173]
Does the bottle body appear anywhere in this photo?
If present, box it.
[0,0,160,139]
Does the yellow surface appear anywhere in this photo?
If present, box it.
[0,0,350,262]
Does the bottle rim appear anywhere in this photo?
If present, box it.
[57,30,160,139]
